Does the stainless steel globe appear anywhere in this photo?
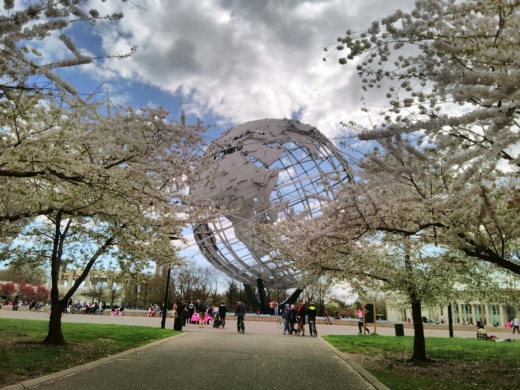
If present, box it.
[193,118,352,289]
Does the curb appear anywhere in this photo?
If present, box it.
[318,336,390,390]
[2,332,186,390]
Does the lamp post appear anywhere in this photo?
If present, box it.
[160,267,172,329]
[373,301,377,335]
[160,228,182,329]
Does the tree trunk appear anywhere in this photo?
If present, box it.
[43,211,68,345]
[403,239,427,362]
[43,300,66,344]
[43,214,117,344]
[410,297,427,361]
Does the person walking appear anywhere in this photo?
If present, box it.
[308,302,317,322]
[283,304,292,335]
[308,302,317,335]
[176,300,185,318]
[357,307,370,334]
[296,302,307,336]
[220,301,227,328]
[182,304,190,325]
[235,299,246,332]
[198,300,207,328]
[188,300,195,323]
[289,304,297,334]
[512,316,519,334]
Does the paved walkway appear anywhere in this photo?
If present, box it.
[30,331,375,390]
[5,310,518,389]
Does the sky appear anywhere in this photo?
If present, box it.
[57,0,417,135]
[8,0,418,299]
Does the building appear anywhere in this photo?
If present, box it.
[52,269,121,301]
[386,302,519,326]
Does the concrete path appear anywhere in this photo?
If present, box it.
[5,310,518,389]
[30,331,375,390]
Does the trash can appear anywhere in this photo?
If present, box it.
[173,317,183,331]
[394,323,404,336]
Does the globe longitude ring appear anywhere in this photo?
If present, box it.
[193,118,353,290]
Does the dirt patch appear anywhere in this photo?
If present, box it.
[348,353,520,390]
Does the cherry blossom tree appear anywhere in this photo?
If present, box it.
[257,212,513,360]
[324,0,520,275]
[2,105,208,344]
[0,1,209,344]
[250,162,516,360]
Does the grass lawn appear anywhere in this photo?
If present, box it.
[323,335,520,390]
[0,318,180,387]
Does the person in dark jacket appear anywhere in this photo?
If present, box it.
[308,303,317,321]
[283,304,292,335]
[235,299,246,332]
[220,301,227,328]
[198,300,208,328]
[182,303,190,325]
[176,300,185,317]
[289,304,297,334]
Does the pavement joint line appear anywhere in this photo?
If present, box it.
[1,332,187,390]
[318,336,390,390]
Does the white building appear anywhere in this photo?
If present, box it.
[387,302,519,326]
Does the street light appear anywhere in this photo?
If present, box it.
[160,266,173,329]
[160,228,182,330]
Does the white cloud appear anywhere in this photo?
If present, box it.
[78,0,416,138]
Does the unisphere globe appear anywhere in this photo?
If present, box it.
[193,118,352,289]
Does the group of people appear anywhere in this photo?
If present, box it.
[28,300,46,311]
[168,299,249,333]
[475,316,520,334]
[68,299,108,314]
[170,299,231,329]
[1,298,24,310]
[281,301,317,336]
[1,297,117,314]
[476,316,519,342]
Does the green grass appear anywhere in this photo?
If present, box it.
[323,335,520,390]
[0,319,180,387]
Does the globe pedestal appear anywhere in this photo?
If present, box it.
[244,280,303,314]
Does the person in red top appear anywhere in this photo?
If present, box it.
[324,309,332,325]
[296,302,308,336]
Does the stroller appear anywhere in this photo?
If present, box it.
[111,306,123,316]
[213,313,224,328]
